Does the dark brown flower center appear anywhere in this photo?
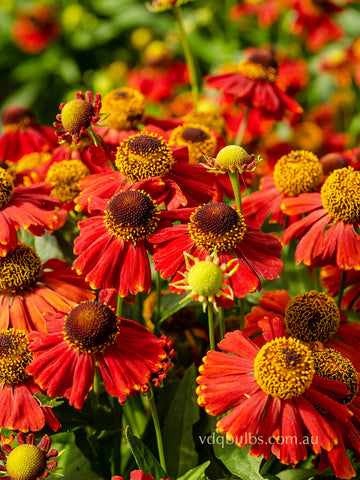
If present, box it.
[182,127,209,143]
[64,301,119,353]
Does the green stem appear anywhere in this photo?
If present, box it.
[155,271,162,334]
[116,295,123,317]
[91,363,101,417]
[207,303,215,350]
[234,108,249,146]
[229,171,242,214]
[337,270,347,307]
[173,5,199,112]
[218,306,226,340]
[147,386,167,472]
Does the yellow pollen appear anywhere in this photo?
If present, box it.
[312,348,358,405]
[292,121,324,153]
[115,132,174,181]
[189,202,247,252]
[320,167,360,223]
[238,59,277,82]
[101,87,145,131]
[184,110,225,134]
[64,301,119,353]
[0,169,15,208]
[45,159,89,203]
[61,99,95,135]
[3,117,33,133]
[215,145,251,172]
[0,329,32,385]
[169,123,216,164]
[104,190,160,243]
[6,444,47,480]
[254,337,315,399]
[285,291,340,343]
[0,243,42,295]
[16,152,52,173]
[273,150,323,197]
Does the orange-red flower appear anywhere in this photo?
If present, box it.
[112,471,170,480]
[27,293,173,409]
[321,265,360,313]
[0,243,95,332]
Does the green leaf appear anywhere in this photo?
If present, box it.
[162,364,200,478]
[177,462,210,480]
[159,293,194,324]
[34,231,66,263]
[125,425,168,479]
[33,392,64,408]
[276,468,318,480]
[0,428,14,439]
[213,433,265,480]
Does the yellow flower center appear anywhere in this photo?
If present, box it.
[285,291,340,343]
[320,167,360,223]
[0,169,15,208]
[189,202,246,252]
[104,190,159,243]
[169,123,216,164]
[215,145,251,171]
[273,150,323,197]
[64,301,119,353]
[0,243,42,295]
[312,348,358,405]
[61,99,95,135]
[115,132,174,181]
[45,159,89,203]
[254,337,315,399]
[0,329,32,385]
[238,59,277,82]
[16,152,52,173]
[184,110,225,134]
[292,121,324,153]
[101,87,145,131]
[188,261,224,297]
[6,444,46,480]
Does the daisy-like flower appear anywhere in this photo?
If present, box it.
[0,242,95,332]
[0,106,57,163]
[73,186,185,297]
[112,471,170,480]
[196,317,353,470]
[321,265,360,313]
[242,150,324,228]
[27,294,173,409]
[281,166,360,269]
[149,201,283,299]
[15,152,52,185]
[245,289,360,370]
[168,123,217,164]
[0,432,58,480]
[204,48,303,120]
[54,91,102,145]
[0,168,67,256]
[75,131,214,213]
[0,328,60,433]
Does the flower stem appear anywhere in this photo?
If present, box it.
[234,108,249,146]
[337,270,347,307]
[147,385,167,472]
[116,295,123,317]
[229,170,242,214]
[155,271,162,334]
[208,303,215,350]
[173,5,199,112]
[218,306,226,340]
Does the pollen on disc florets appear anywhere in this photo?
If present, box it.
[0,169,15,208]
[321,166,360,223]
[285,291,340,343]
[238,49,278,82]
[60,99,95,135]
[214,145,258,174]
[188,202,247,252]
[254,336,315,399]
[45,159,89,203]
[184,110,226,134]
[0,243,42,295]
[0,328,32,385]
[6,444,47,480]
[312,348,358,405]
[169,123,216,164]
[63,301,120,353]
[16,152,52,173]
[104,190,160,243]
[101,87,145,131]
[273,150,323,197]
[115,132,174,181]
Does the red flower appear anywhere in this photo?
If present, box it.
[0,169,66,256]
[27,293,173,409]
[0,106,57,163]
[149,201,283,300]
[230,0,280,28]
[321,265,360,313]
[112,471,170,480]
[245,289,360,370]
[281,167,360,269]
[196,317,353,473]
[204,49,303,120]
[0,328,60,433]
[0,243,95,332]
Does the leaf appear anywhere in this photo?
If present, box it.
[159,293,194,324]
[177,462,210,480]
[276,468,318,480]
[162,364,200,479]
[34,232,65,263]
[33,392,64,408]
[213,433,265,480]
[125,425,168,479]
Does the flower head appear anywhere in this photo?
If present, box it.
[209,145,259,174]
[146,0,194,13]
[169,123,217,164]
[45,159,89,206]
[101,87,145,131]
